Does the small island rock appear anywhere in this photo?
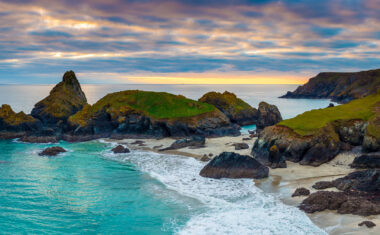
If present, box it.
[111,145,130,154]
[39,146,66,156]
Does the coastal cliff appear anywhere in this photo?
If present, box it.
[253,90,380,167]
[281,68,380,103]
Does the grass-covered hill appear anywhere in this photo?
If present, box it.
[281,68,380,103]
[279,90,380,137]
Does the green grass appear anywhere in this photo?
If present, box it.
[278,91,380,136]
[92,90,215,119]
[199,91,255,114]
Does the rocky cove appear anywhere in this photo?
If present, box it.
[1,70,380,234]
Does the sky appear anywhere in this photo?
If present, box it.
[0,0,379,84]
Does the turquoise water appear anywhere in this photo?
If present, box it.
[0,140,326,234]
[0,140,194,234]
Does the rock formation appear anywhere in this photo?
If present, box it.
[281,68,380,103]
[199,152,269,179]
[161,136,205,150]
[39,146,66,156]
[111,145,130,154]
[292,188,310,197]
[351,154,380,168]
[256,102,282,129]
[31,71,87,128]
[199,91,259,126]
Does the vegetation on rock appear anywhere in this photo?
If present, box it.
[0,104,37,126]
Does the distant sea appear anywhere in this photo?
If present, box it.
[0,84,329,234]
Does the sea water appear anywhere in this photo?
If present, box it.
[0,84,331,234]
[0,140,326,234]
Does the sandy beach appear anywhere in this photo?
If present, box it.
[106,134,380,234]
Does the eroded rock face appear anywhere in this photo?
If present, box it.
[256,102,282,129]
[111,145,130,154]
[39,146,66,156]
[31,71,87,127]
[199,152,269,179]
[199,91,259,126]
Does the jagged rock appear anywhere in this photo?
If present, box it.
[292,188,310,197]
[31,71,87,127]
[351,154,380,168]
[0,104,41,132]
[256,102,282,129]
[280,68,380,103]
[333,169,380,194]
[199,91,259,126]
[359,221,376,228]
[161,136,205,150]
[312,181,335,190]
[335,119,367,146]
[39,146,66,156]
[199,152,269,179]
[233,142,249,150]
[111,145,130,154]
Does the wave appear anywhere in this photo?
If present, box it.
[102,149,326,235]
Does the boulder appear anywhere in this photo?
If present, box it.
[358,221,376,228]
[256,102,282,129]
[312,181,335,190]
[39,146,66,156]
[350,154,380,168]
[199,91,259,126]
[31,71,87,127]
[233,142,249,150]
[111,145,130,154]
[299,191,348,213]
[161,136,205,150]
[199,152,269,179]
[292,188,310,197]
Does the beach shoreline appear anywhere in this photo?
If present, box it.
[105,134,380,235]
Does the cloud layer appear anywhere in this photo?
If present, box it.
[0,0,379,84]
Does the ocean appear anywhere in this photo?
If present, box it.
[0,84,329,234]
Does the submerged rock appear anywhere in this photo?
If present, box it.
[199,152,269,179]
[292,188,310,197]
[358,221,376,228]
[111,145,130,154]
[351,154,380,168]
[31,71,87,127]
[39,146,66,156]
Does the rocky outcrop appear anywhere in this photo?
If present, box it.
[351,154,380,168]
[111,145,130,153]
[0,104,41,133]
[199,152,269,179]
[312,181,335,190]
[300,170,380,216]
[39,146,66,156]
[281,68,380,103]
[256,102,282,129]
[31,71,87,128]
[252,124,342,167]
[199,91,259,126]
[160,136,205,150]
[292,188,310,197]
[359,221,376,228]
[67,90,240,138]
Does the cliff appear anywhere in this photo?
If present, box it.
[281,68,380,103]
[252,90,380,167]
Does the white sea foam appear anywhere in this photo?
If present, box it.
[103,149,327,235]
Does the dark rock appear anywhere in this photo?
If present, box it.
[200,154,211,162]
[199,91,259,126]
[299,191,348,213]
[280,68,380,103]
[242,137,251,141]
[268,145,286,168]
[131,140,145,145]
[358,221,376,228]
[335,119,366,146]
[292,187,310,197]
[256,102,283,129]
[351,154,380,168]
[208,153,213,157]
[199,152,269,179]
[161,136,205,150]
[39,146,66,156]
[333,169,380,194]
[31,71,87,128]
[328,103,335,108]
[233,142,249,150]
[312,181,335,190]
[153,145,163,149]
[111,145,130,154]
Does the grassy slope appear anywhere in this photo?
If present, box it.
[278,91,380,136]
[72,90,215,122]
[199,91,255,114]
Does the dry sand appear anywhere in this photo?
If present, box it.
[105,134,380,234]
